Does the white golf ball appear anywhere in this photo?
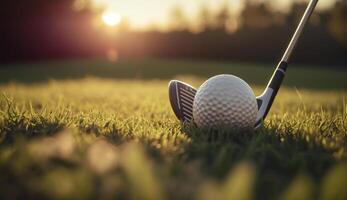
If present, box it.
[193,74,258,130]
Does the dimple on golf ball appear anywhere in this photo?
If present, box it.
[193,74,258,130]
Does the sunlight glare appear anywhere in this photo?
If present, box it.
[94,0,333,31]
[102,11,122,27]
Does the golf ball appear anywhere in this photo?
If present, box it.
[193,74,258,130]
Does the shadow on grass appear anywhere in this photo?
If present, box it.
[0,115,64,147]
[181,124,337,199]
[0,117,343,200]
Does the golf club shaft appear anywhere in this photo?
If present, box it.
[267,0,318,91]
[282,0,319,63]
[257,0,318,122]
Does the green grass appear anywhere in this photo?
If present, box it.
[0,59,346,200]
[1,58,346,90]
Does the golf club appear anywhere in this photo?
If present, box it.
[169,0,319,129]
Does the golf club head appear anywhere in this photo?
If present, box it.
[169,79,265,129]
[168,80,196,122]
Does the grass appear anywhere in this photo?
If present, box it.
[0,58,346,90]
[0,59,346,200]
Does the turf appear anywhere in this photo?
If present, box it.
[0,59,346,200]
[0,58,346,90]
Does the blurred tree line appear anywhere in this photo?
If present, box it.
[0,0,346,66]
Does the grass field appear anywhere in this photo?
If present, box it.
[0,59,346,200]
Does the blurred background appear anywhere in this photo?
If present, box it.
[0,0,346,66]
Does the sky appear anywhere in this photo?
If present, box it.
[91,0,336,30]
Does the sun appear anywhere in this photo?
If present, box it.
[102,11,122,27]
